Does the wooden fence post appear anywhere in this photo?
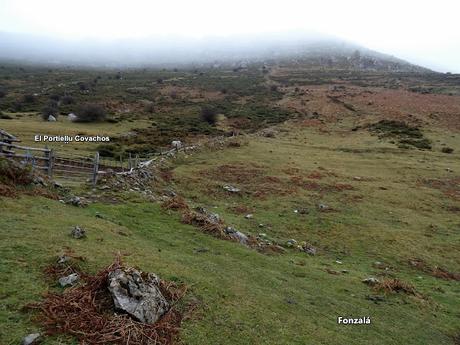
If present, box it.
[47,148,54,177]
[92,152,100,186]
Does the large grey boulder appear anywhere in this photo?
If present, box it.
[47,115,56,122]
[108,268,169,324]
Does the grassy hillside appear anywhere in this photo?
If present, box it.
[1,118,459,344]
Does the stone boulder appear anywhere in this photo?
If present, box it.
[22,333,40,345]
[68,113,78,122]
[108,268,169,324]
[59,273,79,287]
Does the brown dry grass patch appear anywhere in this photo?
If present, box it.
[181,210,228,240]
[162,196,190,211]
[374,278,417,295]
[422,177,460,201]
[409,258,460,281]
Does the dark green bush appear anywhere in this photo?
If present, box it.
[41,102,59,120]
[201,106,218,124]
[75,103,106,122]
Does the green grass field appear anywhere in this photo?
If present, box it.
[1,118,459,344]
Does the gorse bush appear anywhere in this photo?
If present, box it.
[61,95,75,105]
[0,158,34,186]
[41,101,59,120]
[22,94,36,103]
[201,106,218,125]
[75,103,106,122]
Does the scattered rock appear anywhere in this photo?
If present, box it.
[70,226,86,239]
[223,185,241,193]
[301,243,317,256]
[317,203,329,211]
[68,113,78,122]
[261,129,277,138]
[53,181,63,188]
[230,231,248,245]
[195,207,220,224]
[224,226,248,244]
[365,295,385,302]
[57,255,70,264]
[244,214,253,219]
[67,196,87,207]
[285,297,297,304]
[171,140,182,149]
[22,333,41,345]
[194,247,209,253]
[286,239,297,247]
[47,115,56,122]
[33,176,47,187]
[224,226,236,234]
[108,267,169,324]
[59,273,79,287]
[362,277,380,286]
[326,269,340,275]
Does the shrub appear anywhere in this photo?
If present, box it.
[201,106,218,125]
[170,90,178,99]
[0,158,34,185]
[23,94,36,103]
[49,94,61,102]
[75,103,106,122]
[0,89,6,98]
[78,82,89,91]
[12,101,23,112]
[441,147,454,154]
[41,102,59,120]
[0,110,12,119]
[61,95,75,105]
[144,102,155,113]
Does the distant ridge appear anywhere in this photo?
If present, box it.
[0,31,430,72]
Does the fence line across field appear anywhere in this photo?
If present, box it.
[0,139,189,186]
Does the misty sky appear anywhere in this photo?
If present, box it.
[0,0,459,72]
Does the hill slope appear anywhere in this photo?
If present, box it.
[0,31,429,71]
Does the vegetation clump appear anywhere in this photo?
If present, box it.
[41,101,59,120]
[201,105,218,125]
[29,258,188,345]
[368,120,432,150]
[75,103,107,122]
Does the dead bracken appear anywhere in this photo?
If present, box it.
[373,278,418,295]
[29,257,189,345]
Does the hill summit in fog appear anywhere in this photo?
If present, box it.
[0,31,429,72]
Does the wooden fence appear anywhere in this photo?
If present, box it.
[1,128,196,186]
[0,141,126,186]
